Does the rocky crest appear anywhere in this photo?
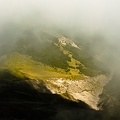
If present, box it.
[29,75,110,110]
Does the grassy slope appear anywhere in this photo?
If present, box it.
[0,26,105,79]
[64,44,104,77]
[1,53,85,80]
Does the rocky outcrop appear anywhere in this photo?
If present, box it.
[29,75,110,110]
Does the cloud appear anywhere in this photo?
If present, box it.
[0,0,120,73]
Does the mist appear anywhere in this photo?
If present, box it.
[0,0,120,74]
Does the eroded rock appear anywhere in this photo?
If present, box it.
[31,75,111,110]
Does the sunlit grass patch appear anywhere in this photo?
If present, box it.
[1,52,85,80]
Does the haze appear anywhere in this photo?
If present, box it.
[0,0,120,73]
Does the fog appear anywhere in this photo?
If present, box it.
[0,0,120,74]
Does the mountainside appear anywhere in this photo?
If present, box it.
[0,24,119,120]
[0,25,105,77]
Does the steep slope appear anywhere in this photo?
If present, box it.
[0,26,110,110]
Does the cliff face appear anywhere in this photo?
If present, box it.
[22,74,110,110]
[44,75,110,109]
